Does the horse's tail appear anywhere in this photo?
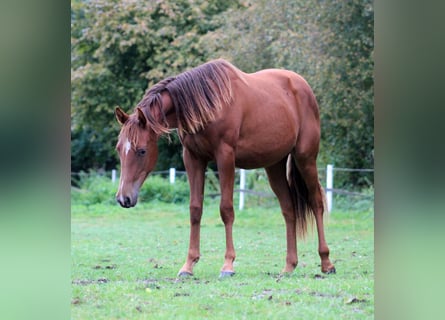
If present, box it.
[286,155,316,239]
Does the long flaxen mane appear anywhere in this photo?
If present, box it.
[137,59,236,136]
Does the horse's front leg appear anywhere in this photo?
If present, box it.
[216,144,236,277]
[177,149,207,277]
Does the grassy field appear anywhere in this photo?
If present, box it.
[72,198,373,319]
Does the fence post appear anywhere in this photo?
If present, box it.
[326,164,333,213]
[239,169,246,211]
[169,168,176,184]
[111,169,116,183]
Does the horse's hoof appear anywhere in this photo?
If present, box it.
[177,271,193,278]
[324,267,336,274]
[219,271,235,278]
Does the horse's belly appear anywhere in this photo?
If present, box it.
[234,107,298,169]
[234,137,295,169]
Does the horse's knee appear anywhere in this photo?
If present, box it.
[219,203,234,224]
[189,204,202,225]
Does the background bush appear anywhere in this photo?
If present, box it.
[71,170,373,213]
[71,172,190,206]
[138,175,189,204]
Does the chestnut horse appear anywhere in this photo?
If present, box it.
[115,59,335,277]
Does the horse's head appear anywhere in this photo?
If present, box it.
[115,107,159,208]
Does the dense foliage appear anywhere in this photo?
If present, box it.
[71,0,373,186]
[71,0,242,172]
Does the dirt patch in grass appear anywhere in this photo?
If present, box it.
[72,278,108,285]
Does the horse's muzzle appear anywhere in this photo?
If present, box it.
[116,195,136,208]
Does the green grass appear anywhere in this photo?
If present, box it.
[72,199,373,319]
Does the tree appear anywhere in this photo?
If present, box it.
[315,0,374,186]
[72,0,374,187]
[71,0,242,172]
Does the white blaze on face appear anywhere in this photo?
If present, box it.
[117,138,131,199]
[118,174,125,198]
[124,138,131,156]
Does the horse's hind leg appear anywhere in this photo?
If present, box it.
[293,152,336,274]
[265,158,298,273]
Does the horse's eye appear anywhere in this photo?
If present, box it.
[136,149,146,157]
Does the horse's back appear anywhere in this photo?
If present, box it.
[249,69,317,109]
[235,68,319,131]
[244,67,320,134]
[182,65,320,168]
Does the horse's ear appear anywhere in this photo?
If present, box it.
[115,107,129,125]
[136,107,147,128]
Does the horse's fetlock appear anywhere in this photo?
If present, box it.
[188,254,200,264]
[286,256,298,268]
[226,254,236,263]
[319,247,330,258]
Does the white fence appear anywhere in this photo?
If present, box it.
[110,165,374,212]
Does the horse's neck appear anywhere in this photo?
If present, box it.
[160,91,178,129]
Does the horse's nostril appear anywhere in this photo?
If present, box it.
[117,196,132,208]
